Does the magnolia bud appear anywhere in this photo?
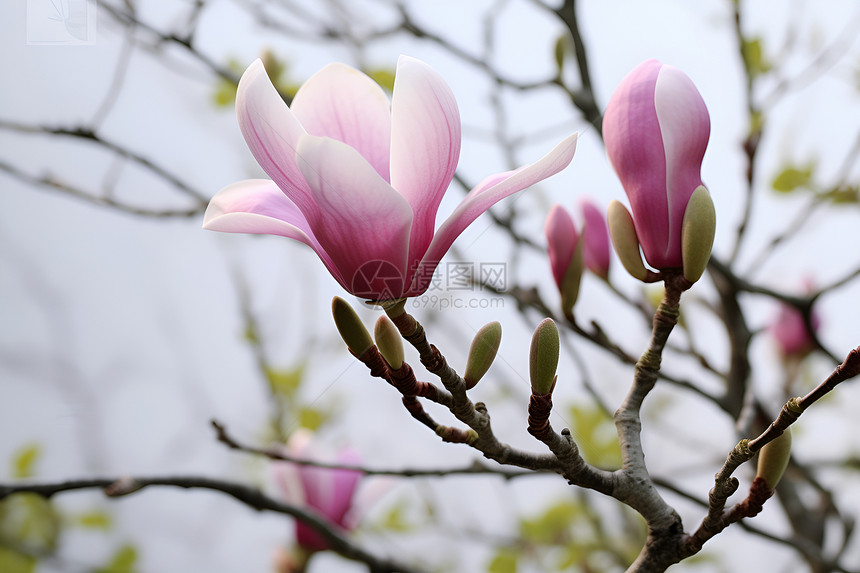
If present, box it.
[681,185,716,283]
[374,315,404,369]
[464,322,502,389]
[756,428,792,490]
[331,297,373,355]
[545,205,585,317]
[607,200,648,281]
[529,318,559,395]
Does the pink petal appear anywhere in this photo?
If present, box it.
[296,135,414,299]
[203,179,345,287]
[654,65,710,265]
[409,134,577,295]
[544,205,578,289]
[235,59,318,219]
[291,63,392,182]
[389,55,461,265]
[579,198,611,279]
[603,60,670,267]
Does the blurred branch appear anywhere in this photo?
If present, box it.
[211,419,539,479]
[0,476,423,573]
[548,0,603,135]
[99,0,241,86]
[0,158,203,218]
[0,120,209,203]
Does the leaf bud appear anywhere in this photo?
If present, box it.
[331,297,373,355]
[529,318,559,395]
[756,428,792,490]
[373,315,404,370]
[464,322,502,389]
[681,185,716,283]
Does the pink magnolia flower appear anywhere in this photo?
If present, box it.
[603,59,711,272]
[204,56,578,300]
[273,432,363,553]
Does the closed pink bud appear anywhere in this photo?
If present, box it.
[579,198,611,279]
[545,205,580,290]
[545,205,583,316]
[603,59,710,271]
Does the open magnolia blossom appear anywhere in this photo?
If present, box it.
[204,55,578,300]
[603,59,715,283]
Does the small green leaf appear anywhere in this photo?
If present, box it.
[298,407,326,431]
[95,545,138,573]
[379,501,413,533]
[820,184,859,204]
[74,510,112,531]
[519,501,578,545]
[265,365,305,399]
[553,34,571,73]
[0,493,61,552]
[0,546,36,573]
[569,405,622,468]
[741,37,772,77]
[213,81,238,107]
[364,68,396,93]
[487,548,518,573]
[772,163,815,193]
[13,444,40,479]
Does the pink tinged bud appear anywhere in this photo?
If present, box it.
[579,199,611,280]
[204,56,578,301]
[545,205,584,316]
[603,59,711,271]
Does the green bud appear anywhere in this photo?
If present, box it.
[756,428,792,490]
[681,185,716,283]
[464,322,502,389]
[331,297,373,355]
[607,200,648,281]
[560,240,585,319]
[529,318,559,395]
[374,315,404,370]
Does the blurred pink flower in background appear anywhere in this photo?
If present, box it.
[769,285,821,360]
[272,431,363,554]
[204,55,577,300]
[603,59,711,272]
